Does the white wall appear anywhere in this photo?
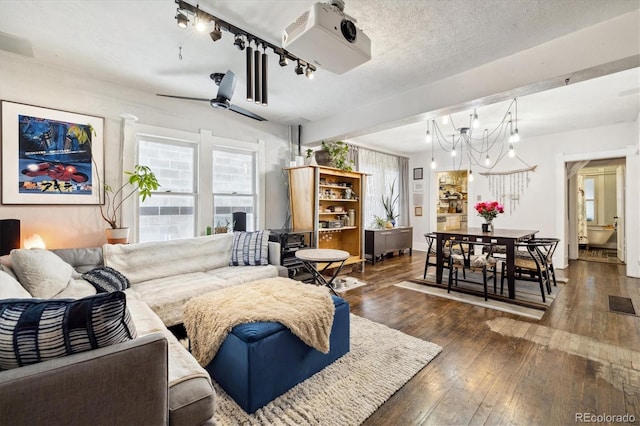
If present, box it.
[0,54,291,248]
[410,120,639,277]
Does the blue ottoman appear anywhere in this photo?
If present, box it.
[205,295,350,414]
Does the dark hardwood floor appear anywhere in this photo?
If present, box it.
[337,252,640,425]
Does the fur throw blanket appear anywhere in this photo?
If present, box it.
[183,277,335,367]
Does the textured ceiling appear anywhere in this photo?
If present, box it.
[0,0,638,154]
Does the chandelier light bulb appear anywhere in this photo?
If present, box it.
[442,116,449,125]
[431,158,436,169]
[425,130,432,144]
[508,144,515,158]
[484,155,490,166]
[473,109,479,128]
[451,149,456,157]
[512,128,520,143]
[468,170,474,182]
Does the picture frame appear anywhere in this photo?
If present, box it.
[415,206,423,216]
[413,167,423,180]
[413,181,424,192]
[1,101,104,205]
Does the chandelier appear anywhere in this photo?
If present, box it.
[425,98,537,213]
[426,98,525,178]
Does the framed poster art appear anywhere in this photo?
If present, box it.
[413,167,423,180]
[1,101,104,205]
[415,206,423,216]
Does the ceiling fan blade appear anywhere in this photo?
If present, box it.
[217,70,237,101]
[156,94,210,102]
[229,104,267,121]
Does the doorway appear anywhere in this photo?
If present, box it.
[571,158,625,265]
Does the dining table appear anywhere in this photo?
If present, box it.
[433,228,538,299]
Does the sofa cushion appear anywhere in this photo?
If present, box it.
[52,279,98,299]
[10,249,74,298]
[82,266,130,293]
[103,234,234,285]
[52,247,104,274]
[0,270,32,299]
[125,296,215,425]
[0,291,136,370]
[230,230,270,266]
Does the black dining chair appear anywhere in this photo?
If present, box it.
[500,238,559,302]
[423,233,438,279]
[448,240,497,301]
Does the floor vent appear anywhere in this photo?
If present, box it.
[608,295,636,315]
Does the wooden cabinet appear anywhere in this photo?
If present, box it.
[287,165,366,269]
[364,227,413,264]
[436,170,468,230]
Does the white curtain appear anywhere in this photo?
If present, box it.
[358,148,402,228]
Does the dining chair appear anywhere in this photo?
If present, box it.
[500,238,558,302]
[448,241,497,301]
[423,233,438,279]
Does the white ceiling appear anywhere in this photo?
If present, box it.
[1,0,639,155]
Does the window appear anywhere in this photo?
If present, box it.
[137,138,197,242]
[212,147,256,231]
[358,148,401,227]
[584,177,595,222]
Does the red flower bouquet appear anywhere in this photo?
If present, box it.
[474,201,504,222]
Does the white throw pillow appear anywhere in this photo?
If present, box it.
[10,249,74,298]
[0,270,32,299]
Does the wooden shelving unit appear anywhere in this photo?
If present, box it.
[287,165,366,269]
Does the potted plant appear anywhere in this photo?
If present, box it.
[101,164,160,243]
[316,141,354,171]
[305,148,317,166]
[372,215,387,229]
[381,178,399,227]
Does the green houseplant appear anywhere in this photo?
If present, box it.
[381,178,399,226]
[319,141,354,171]
[101,165,160,243]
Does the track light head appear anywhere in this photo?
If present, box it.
[233,34,245,50]
[295,61,304,75]
[279,53,288,67]
[176,10,188,29]
[305,65,314,79]
[209,23,222,42]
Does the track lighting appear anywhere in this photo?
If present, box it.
[261,46,268,106]
[295,61,304,75]
[233,34,245,50]
[279,53,288,67]
[254,45,261,104]
[246,41,253,102]
[305,64,314,79]
[209,23,222,42]
[176,10,188,28]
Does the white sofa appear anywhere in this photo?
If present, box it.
[0,233,286,426]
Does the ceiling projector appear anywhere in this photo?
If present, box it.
[282,0,371,74]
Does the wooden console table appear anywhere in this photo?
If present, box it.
[364,227,413,265]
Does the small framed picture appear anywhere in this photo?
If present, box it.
[413,181,424,192]
[415,206,423,216]
[413,167,423,180]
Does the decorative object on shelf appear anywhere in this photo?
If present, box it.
[101,164,160,244]
[426,98,526,172]
[1,100,104,205]
[475,201,504,232]
[381,178,399,226]
[479,165,537,214]
[318,141,354,171]
[305,148,317,166]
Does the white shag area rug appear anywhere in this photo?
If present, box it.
[213,314,442,425]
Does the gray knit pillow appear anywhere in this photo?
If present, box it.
[82,266,130,293]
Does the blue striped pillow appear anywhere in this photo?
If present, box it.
[0,291,136,370]
[229,230,270,266]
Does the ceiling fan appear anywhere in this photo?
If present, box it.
[157,70,266,121]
